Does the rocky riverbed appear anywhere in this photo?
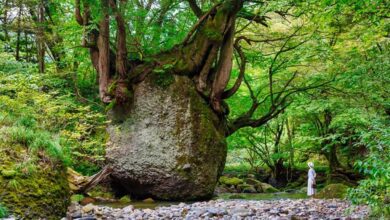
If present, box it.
[65,199,369,220]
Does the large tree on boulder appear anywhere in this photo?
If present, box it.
[74,0,324,200]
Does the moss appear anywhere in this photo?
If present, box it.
[255,183,279,193]
[315,183,349,199]
[88,185,115,199]
[0,143,70,219]
[1,169,16,178]
[219,176,244,186]
[107,81,117,96]
[203,27,223,42]
[70,194,84,202]
[151,69,175,89]
[264,185,279,193]
[229,194,245,199]
[105,99,117,112]
[119,195,131,203]
[245,178,261,186]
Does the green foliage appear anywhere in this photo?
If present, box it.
[348,119,390,218]
[70,194,85,202]
[151,64,175,88]
[0,204,9,218]
[0,51,106,175]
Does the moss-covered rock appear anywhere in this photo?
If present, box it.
[107,75,227,200]
[219,176,244,186]
[255,183,279,193]
[245,178,261,186]
[0,144,70,219]
[119,195,131,203]
[315,183,349,199]
[240,185,257,193]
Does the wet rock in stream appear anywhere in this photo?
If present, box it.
[64,199,369,220]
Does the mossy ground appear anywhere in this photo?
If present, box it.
[0,143,70,219]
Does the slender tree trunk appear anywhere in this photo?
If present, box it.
[24,31,29,61]
[15,6,22,60]
[37,1,45,73]
[2,0,9,41]
[327,145,341,173]
[286,118,294,181]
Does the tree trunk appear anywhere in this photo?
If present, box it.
[2,0,9,41]
[76,0,245,200]
[15,6,22,61]
[286,118,294,182]
[24,31,29,62]
[326,144,341,173]
[37,1,45,73]
[97,0,111,102]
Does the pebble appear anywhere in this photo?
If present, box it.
[66,199,369,220]
[81,203,95,213]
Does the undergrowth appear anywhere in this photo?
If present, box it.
[0,51,107,175]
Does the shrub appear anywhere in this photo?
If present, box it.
[347,119,390,218]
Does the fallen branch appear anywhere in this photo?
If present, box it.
[68,165,112,194]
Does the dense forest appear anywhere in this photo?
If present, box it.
[0,0,389,219]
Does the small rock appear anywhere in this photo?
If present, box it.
[229,208,252,217]
[122,205,134,213]
[70,211,82,219]
[207,207,227,216]
[142,198,155,203]
[82,204,96,213]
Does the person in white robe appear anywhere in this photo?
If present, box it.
[307,162,316,197]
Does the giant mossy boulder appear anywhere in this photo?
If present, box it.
[106,75,227,200]
[0,144,70,219]
[315,183,349,199]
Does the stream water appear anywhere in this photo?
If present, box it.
[95,192,307,209]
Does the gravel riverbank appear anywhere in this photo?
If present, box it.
[65,198,369,220]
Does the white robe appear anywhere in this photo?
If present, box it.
[307,168,316,196]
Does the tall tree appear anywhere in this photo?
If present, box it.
[72,0,332,199]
